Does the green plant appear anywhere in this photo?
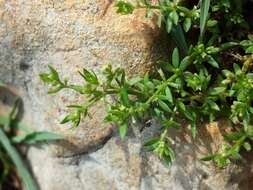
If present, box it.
[0,97,63,190]
[41,0,253,168]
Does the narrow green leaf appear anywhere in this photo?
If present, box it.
[48,65,60,81]
[208,100,220,111]
[191,121,197,139]
[207,19,218,27]
[166,18,173,33]
[17,131,63,144]
[79,69,98,85]
[120,87,129,106]
[207,56,219,68]
[209,87,226,95]
[170,11,179,25]
[165,87,173,103]
[128,77,141,85]
[220,42,238,51]
[183,18,191,32]
[200,0,211,40]
[119,123,128,140]
[39,73,52,83]
[162,120,180,129]
[178,102,186,112]
[233,64,241,74]
[157,14,162,28]
[201,154,217,161]
[243,142,251,152]
[0,128,38,190]
[246,46,253,54]
[243,111,250,131]
[144,138,159,147]
[179,56,191,71]
[172,48,180,68]
[171,24,188,54]
[158,100,172,112]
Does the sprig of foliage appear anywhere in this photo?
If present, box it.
[0,97,63,189]
[115,0,200,53]
[116,0,200,33]
[41,0,253,167]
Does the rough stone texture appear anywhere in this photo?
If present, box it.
[0,0,165,156]
[0,0,253,190]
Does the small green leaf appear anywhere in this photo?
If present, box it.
[178,101,186,112]
[243,142,251,152]
[209,87,226,95]
[47,86,63,94]
[39,73,52,83]
[191,121,197,139]
[233,64,241,74]
[48,65,60,81]
[158,100,172,112]
[245,46,253,54]
[179,56,191,71]
[208,100,220,111]
[157,14,163,28]
[166,18,173,33]
[144,138,160,151]
[162,120,180,129]
[128,77,141,85]
[207,56,219,68]
[243,111,250,131]
[61,112,80,125]
[183,18,191,32]
[172,48,180,68]
[170,11,179,25]
[79,69,98,85]
[207,19,218,27]
[240,40,252,47]
[120,86,129,106]
[119,123,128,140]
[165,87,173,103]
[220,42,238,51]
[201,154,217,161]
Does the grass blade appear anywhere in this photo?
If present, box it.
[18,131,63,144]
[171,24,188,54]
[0,128,38,190]
[200,0,210,41]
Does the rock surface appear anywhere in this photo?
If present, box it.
[0,0,253,190]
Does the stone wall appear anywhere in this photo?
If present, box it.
[0,1,252,190]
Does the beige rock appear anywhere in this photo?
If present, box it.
[0,0,164,156]
[1,0,253,190]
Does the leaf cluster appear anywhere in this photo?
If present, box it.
[41,0,253,167]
